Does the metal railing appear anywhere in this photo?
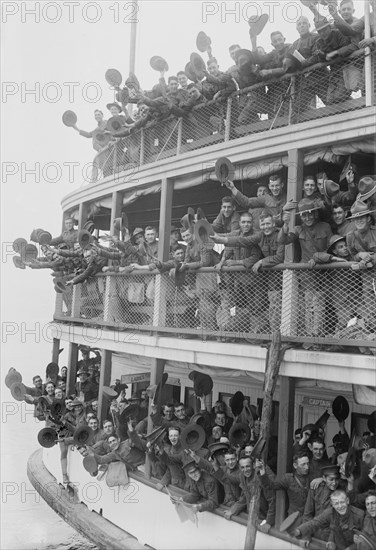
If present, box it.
[90,50,374,182]
[54,263,376,349]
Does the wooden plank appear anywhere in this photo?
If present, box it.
[67,343,78,396]
[98,350,112,425]
[51,337,61,364]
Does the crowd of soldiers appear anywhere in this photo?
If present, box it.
[15,165,376,348]
[69,0,375,160]
[14,358,376,550]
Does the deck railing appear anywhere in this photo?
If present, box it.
[90,50,374,182]
[54,263,376,350]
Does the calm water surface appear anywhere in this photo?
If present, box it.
[1,389,98,550]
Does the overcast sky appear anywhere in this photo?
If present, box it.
[1,0,366,381]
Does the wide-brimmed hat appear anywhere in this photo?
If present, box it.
[352,530,376,550]
[314,15,331,31]
[78,229,93,250]
[215,157,235,184]
[323,179,340,199]
[107,115,126,134]
[93,131,112,149]
[302,423,320,436]
[62,110,77,127]
[229,422,251,447]
[5,369,22,388]
[298,198,321,215]
[46,362,59,381]
[106,102,122,113]
[327,234,346,255]
[125,72,141,91]
[102,386,118,399]
[208,441,230,455]
[83,455,98,474]
[339,156,358,182]
[182,459,198,473]
[10,381,26,402]
[315,410,330,429]
[21,244,38,262]
[184,62,198,83]
[12,238,28,254]
[132,227,144,238]
[188,371,213,397]
[105,68,122,87]
[150,56,169,72]
[50,399,65,418]
[190,53,206,79]
[230,391,245,417]
[337,451,348,466]
[357,176,376,202]
[194,219,214,245]
[181,424,206,451]
[344,446,358,477]
[248,13,269,36]
[119,404,142,426]
[38,427,58,448]
[233,49,254,67]
[83,220,95,234]
[363,448,376,469]
[13,255,26,269]
[349,200,374,219]
[279,511,301,533]
[181,207,195,231]
[189,412,207,427]
[196,31,212,53]
[73,425,94,446]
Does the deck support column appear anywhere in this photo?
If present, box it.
[66,343,79,396]
[275,376,296,528]
[104,192,123,323]
[71,203,89,319]
[98,350,112,425]
[145,358,166,478]
[51,338,61,364]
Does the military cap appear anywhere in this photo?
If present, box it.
[321,464,340,477]
[357,176,376,202]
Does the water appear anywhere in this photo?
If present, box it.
[1,387,98,550]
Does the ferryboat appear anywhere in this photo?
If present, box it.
[21,1,376,548]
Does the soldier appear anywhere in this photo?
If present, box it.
[331,204,356,236]
[178,460,220,512]
[50,217,78,248]
[295,489,364,549]
[211,196,240,234]
[156,426,186,490]
[346,200,376,331]
[72,110,108,152]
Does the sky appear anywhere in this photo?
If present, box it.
[1,0,366,381]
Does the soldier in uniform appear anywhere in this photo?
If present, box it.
[211,196,240,234]
[179,460,220,512]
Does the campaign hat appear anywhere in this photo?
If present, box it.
[190,53,206,79]
[105,68,122,88]
[119,404,141,426]
[249,436,266,460]
[12,238,28,254]
[13,256,26,272]
[150,56,169,72]
[107,115,126,134]
[315,410,330,429]
[352,530,375,550]
[116,87,130,105]
[345,446,358,477]
[22,244,38,262]
[132,227,144,238]
[181,424,206,451]
[54,280,66,293]
[182,459,198,473]
[215,157,235,184]
[314,15,331,31]
[106,102,122,113]
[323,179,340,199]
[188,371,213,397]
[181,207,195,231]
[357,176,376,202]
[62,110,77,127]
[73,425,94,446]
[208,441,230,455]
[298,198,321,215]
[337,451,348,466]
[10,381,27,402]
[102,386,118,399]
[367,411,376,433]
[196,31,212,53]
[196,208,206,221]
[78,229,93,250]
[83,220,95,234]
[93,131,112,149]
[233,49,254,67]
[363,448,376,469]
[5,369,22,388]
[50,399,65,418]
[125,72,141,91]
[279,511,301,533]
[189,412,208,429]
[38,427,58,448]
[194,219,214,245]
[229,423,251,447]
[77,367,90,376]
[248,13,269,36]
[339,156,358,182]
[327,234,346,255]
[321,464,340,477]
[83,455,98,475]
[332,395,350,421]
[230,391,245,417]
[46,362,59,382]
[184,62,198,83]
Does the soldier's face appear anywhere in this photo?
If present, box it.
[294,456,310,476]
[88,418,98,431]
[330,494,349,515]
[240,216,253,233]
[333,241,349,258]
[174,249,185,262]
[354,216,369,232]
[259,216,274,236]
[269,180,283,196]
[310,443,325,460]
[174,406,185,419]
[296,17,310,36]
[301,211,316,227]
[332,207,346,225]
[221,202,235,218]
[110,106,121,116]
[145,230,157,244]
[212,426,222,439]
[168,429,180,446]
[94,111,103,122]
[181,230,193,244]
[257,186,268,197]
[177,74,188,88]
[103,422,114,435]
[163,406,174,420]
[324,474,339,491]
[169,80,178,93]
[108,437,120,451]
[271,33,285,51]
[207,62,219,76]
[215,413,226,426]
[340,2,354,21]
[366,495,376,518]
[303,179,317,197]
[187,467,201,482]
[34,377,43,388]
[224,454,237,470]
[65,219,74,231]
[239,458,253,478]
[229,46,240,61]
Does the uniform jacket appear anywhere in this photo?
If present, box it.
[183,470,220,512]
[212,211,240,234]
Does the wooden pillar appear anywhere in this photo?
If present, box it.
[66,343,78,396]
[153,178,174,327]
[51,338,61,364]
[98,350,112,424]
[281,149,304,336]
[364,0,374,107]
[145,358,166,478]
[275,376,296,528]
[72,203,89,318]
[104,192,123,323]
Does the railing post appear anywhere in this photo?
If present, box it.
[139,129,145,165]
[364,0,375,106]
[54,293,64,317]
[225,97,232,141]
[98,349,112,425]
[280,149,303,336]
[176,118,182,155]
[67,342,78,396]
[103,191,123,324]
[52,337,61,364]
[288,75,296,125]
